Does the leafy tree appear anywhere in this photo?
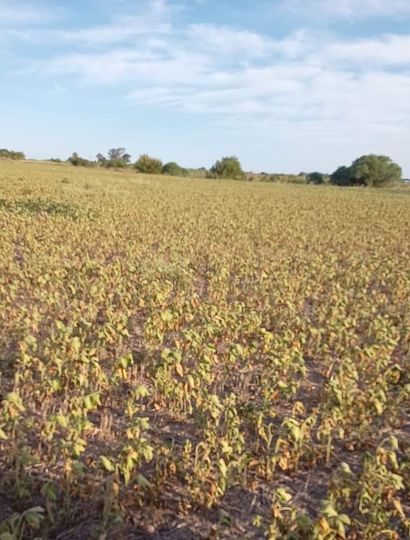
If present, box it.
[162,162,187,177]
[106,148,131,168]
[96,153,107,166]
[209,156,245,180]
[134,154,163,174]
[0,149,25,160]
[350,155,401,187]
[105,158,128,169]
[97,149,131,168]
[107,148,131,165]
[68,152,94,167]
[306,172,325,185]
[330,156,401,187]
[330,166,352,186]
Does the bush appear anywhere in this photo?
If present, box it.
[306,172,325,185]
[96,149,131,169]
[68,153,95,167]
[0,149,25,160]
[263,174,306,185]
[186,167,208,179]
[134,154,163,174]
[162,162,188,177]
[105,158,129,169]
[209,156,245,180]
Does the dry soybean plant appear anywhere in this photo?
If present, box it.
[0,161,409,539]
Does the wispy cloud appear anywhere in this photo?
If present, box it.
[52,0,175,45]
[0,0,62,26]
[58,16,171,45]
[2,0,410,172]
[38,23,410,137]
[324,34,410,66]
[281,0,410,18]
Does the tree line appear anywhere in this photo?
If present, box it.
[68,149,189,177]
[0,147,405,187]
[64,150,406,187]
[0,148,25,160]
[65,150,248,179]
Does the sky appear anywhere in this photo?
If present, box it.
[1,0,410,175]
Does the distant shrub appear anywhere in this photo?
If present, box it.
[134,154,163,174]
[209,156,245,180]
[105,158,129,169]
[0,149,25,160]
[96,153,107,167]
[186,167,208,179]
[68,153,95,167]
[306,172,325,185]
[49,158,62,163]
[263,174,306,185]
[97,148,131,169]
[162,162,188,177]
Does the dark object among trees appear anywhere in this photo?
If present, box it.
[330,166,351,186]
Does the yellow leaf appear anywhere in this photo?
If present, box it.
[175,363,184,377]
[392,498,405,519]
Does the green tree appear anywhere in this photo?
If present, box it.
[209,156,245,180]
[107,148,131,168]
[96,153,107,166]
[107,148,130,162]
[68,152,94,167]
[350,155,402,187]
[330,166,352,186]
[97,149,131,168]
[162,162,187,177]
[0,149,25,160]
[134,154,163,174]
[306,172,325,185]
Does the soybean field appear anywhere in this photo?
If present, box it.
[0,161,409,539]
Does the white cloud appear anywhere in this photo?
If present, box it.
[53,0,175,45]
[282,0,410,18]
[2,0,410,172]
[325,34,410,66]
[31,14,410,142]
[3,1,171,45]
[0,0,62,25]
[188,24,276,59]
[59,16,171,45]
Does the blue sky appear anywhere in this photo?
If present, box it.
[1,0,410,175]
